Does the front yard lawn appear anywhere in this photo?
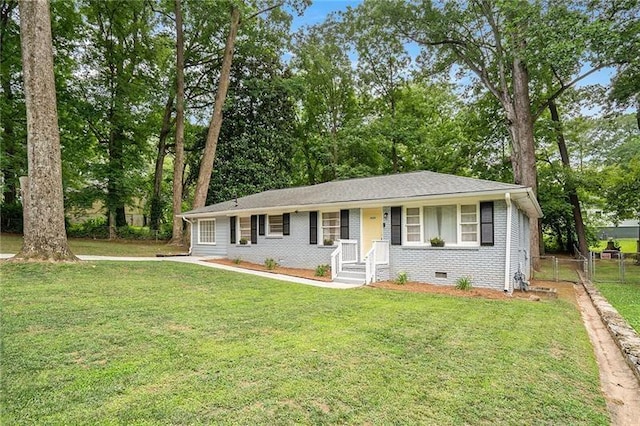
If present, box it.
[0,262,608,424]
[0,233,185,257]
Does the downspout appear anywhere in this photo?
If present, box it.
[504,193,512,293]
[182,216,194,255]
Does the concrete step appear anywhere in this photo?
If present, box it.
[341,263,366,272]
[333,275,365,285]
[335,270,366,279]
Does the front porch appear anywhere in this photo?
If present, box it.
[331,239,389,285]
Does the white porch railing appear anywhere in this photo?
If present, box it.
[331,240,358,280]
[364,240,389,285]
[373,240,389,265]
[364,246,376,284]
[340,240,358,263]
[330,244,342,280]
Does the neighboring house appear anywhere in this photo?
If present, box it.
[595,216,640,239]
[179,171,542,291]
[67,199,147,227]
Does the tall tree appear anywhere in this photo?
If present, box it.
[291,25,359,184]
[15,0,75,261]
[79,0,161,235]
[170,0,186,244]
[192,5,240,210]
[341,6,411,173]
[548,99,588,256]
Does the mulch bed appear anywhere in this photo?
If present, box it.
[208,258,332,282]
[370,280,515,299]
[207,258,551,301]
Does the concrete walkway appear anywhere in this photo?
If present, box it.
[0,253,362,290]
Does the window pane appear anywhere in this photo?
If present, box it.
[461,224,478,241]
[269,215,283,234]
[424,205,457,244]
[322,212,340,242]
[199,220,215,244]
[239,216,251,240]
[405,208,422,243]
[461,205,477,223]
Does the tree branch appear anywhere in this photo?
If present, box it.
[533,63,612,120]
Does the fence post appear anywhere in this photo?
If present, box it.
[554,257,559,282]
[620,252,625,283]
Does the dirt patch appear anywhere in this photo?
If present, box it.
[208,258,331,282]
[575,283,640,425]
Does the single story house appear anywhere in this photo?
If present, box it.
[179,171,542,291]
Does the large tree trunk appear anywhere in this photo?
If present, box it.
[170,0,185,245]
[192,6,240,209]
[548,99,589,257]
[150,94,174,231]
[511,55,541,265]
[15,0,76,261]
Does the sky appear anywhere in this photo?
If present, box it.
[291,0,361,31]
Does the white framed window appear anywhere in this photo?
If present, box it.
[400,203,480,246]
[321,211,340,243]
[268,214,283,236]
[405,207,422,243]
[460,204,478,243]
[239,216,251,242]
[198,219,216,245]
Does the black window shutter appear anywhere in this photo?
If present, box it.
[283,213,290,235]
[309,211,318,244]
[258,215,265,236]
[251,215,258,244]
[391,206,402,245]
[340,209,349,239]
[480,202,494,246]
[230,216,236,244]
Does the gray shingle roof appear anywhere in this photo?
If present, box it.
[181,170,532,217]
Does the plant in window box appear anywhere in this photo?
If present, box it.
[430,236,445,247]
[239,238,248,245]
[323,239,334,246]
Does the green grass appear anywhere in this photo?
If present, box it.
[592,238,639,253]
[594,281,640,333]
[0,262,609,424]
[0,233,185,257]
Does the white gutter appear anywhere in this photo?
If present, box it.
[182,217,194,255]
[504,193,512,293]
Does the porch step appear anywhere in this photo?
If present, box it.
[334,263,366,285]
[341,263,366,272]
[333,274,366,285]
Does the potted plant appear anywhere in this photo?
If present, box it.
[239,237,248,245]
[430,236,445,247]
[323,239,334,246]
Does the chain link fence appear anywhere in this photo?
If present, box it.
[531,251,640,284]
[588,251,640,284]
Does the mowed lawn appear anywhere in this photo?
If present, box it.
[0,233,185,257]
[1,262,608,424]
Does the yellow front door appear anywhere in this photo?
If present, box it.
[361,208,383,258]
